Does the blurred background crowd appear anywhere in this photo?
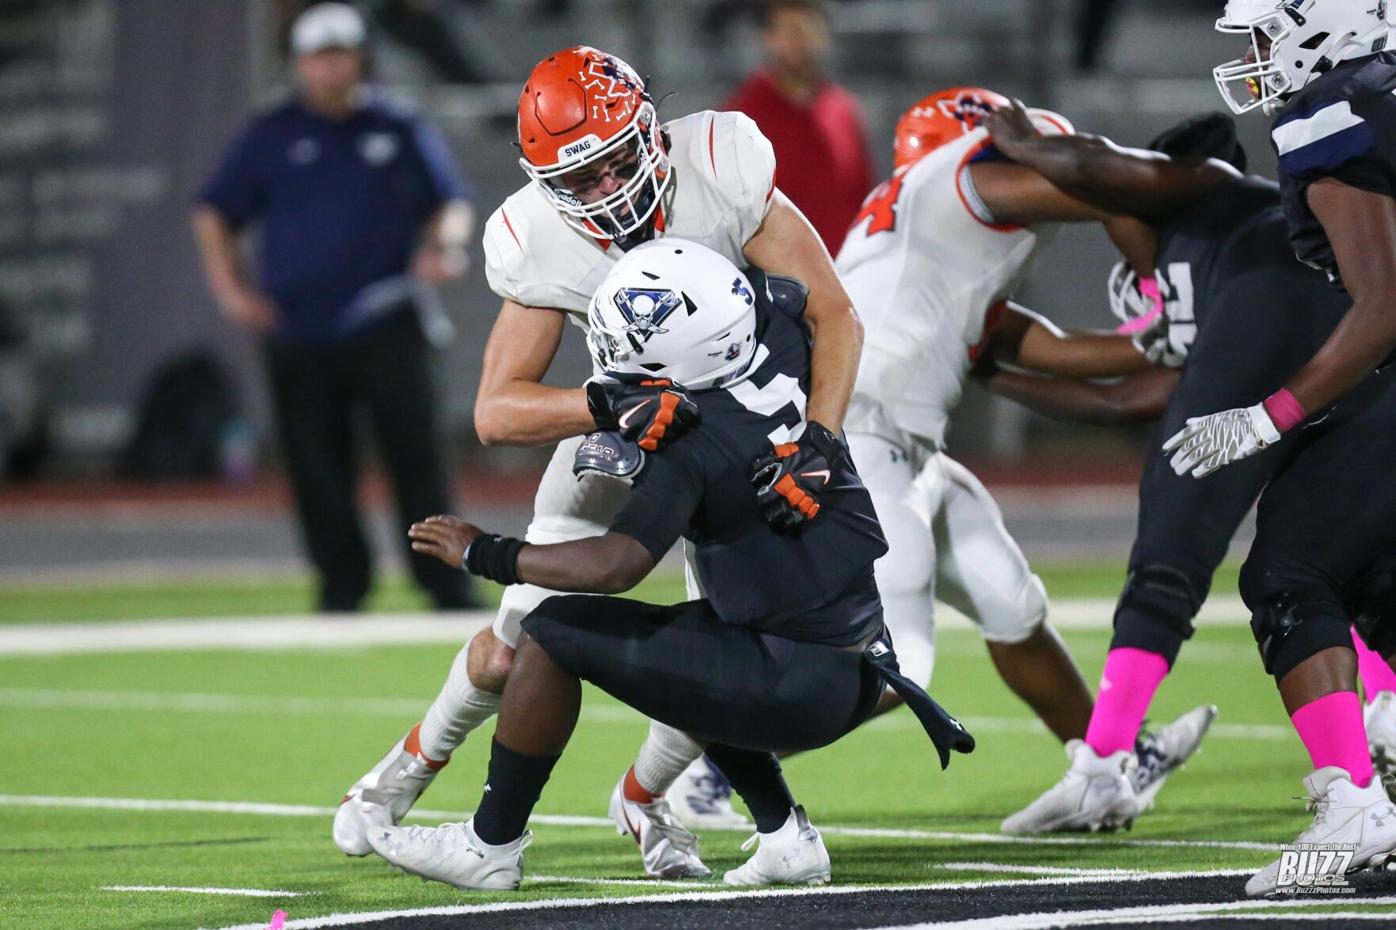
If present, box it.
[0,0,1266,601]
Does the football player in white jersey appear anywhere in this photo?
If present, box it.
[836,88,1214,817]
[332,46,863,882]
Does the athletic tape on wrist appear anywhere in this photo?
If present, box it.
[1263,388,1306,433]
[464,534,524,585]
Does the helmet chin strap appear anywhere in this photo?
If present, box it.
[608,170,677,252]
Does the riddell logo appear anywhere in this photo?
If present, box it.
[561,134,603,160]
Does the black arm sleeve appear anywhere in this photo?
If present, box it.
[607,447,706,563]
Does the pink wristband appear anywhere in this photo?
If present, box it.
[1263,388,1307,433]
[1115,276,1165,335]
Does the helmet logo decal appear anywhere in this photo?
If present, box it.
[582,56,642,124]
[936,92,997,134]
[731,278,754,306]
[614,287,683,345]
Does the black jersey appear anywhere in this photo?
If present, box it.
[1152,174,1346,360]
[609,284,888,646]
[1272,52,1396,288]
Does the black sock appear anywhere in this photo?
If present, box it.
[703,745,795,834]
[472,738,561,845]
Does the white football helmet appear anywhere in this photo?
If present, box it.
[587,239,759,390]
[1215,0,1391,115]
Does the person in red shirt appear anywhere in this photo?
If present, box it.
[723,0,874,252]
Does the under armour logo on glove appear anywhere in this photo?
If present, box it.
[748,421,848,533]
[587,376,700,452]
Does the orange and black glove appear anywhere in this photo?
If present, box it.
[586,375,701,453]
[748,421,848,533]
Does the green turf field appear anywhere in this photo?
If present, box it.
[2,565,1393,929]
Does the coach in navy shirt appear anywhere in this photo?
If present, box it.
[193,2,474,611]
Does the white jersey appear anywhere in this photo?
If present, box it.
[837,128,1058,448]
[482,110,776,322]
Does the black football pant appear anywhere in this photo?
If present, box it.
[263,312,471,611]
[1240,363,1396,679]
[522,594,886,754]
[1112,277,1343,665]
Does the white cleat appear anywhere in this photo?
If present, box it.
[1132,704,1219,812]
[368,819,531,891]
[723,806,830,886]
[608,778,711,879]
[1245,766,1396,897]
[667,756,752,830]
[333,725,444,857]
[1365,691,1396,787]
[1001,739,1140,835]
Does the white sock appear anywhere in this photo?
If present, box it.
[418,643,501,761]
[633,721,704,795]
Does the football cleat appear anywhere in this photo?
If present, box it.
[1365,691,1396,789]
[666,756,752,830]
[608,776,711,878]
[1001,739,1140,834]
[1245,766,1396,897]
[368,818,530,891]
[1132,704,1219,812]
[333,724,444,857]
[723,806,830,886]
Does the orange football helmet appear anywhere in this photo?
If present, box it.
[517,46,671,240]
[893,87,1074,169]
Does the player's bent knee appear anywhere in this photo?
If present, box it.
[1108,563,1203,666]
[976,574,1049,645]
[466,627,515,693]
[1248,590,1355,679]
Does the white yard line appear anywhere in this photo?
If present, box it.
[937,862,1141,877]
[0,613,493,656]
[872,896,1396,929]
[530,874,713,889]
[0,794,1281,852]
[196,870,1265,930]
[0,597,1255,656]
[103,885,304,898]
[0,685,1295,741]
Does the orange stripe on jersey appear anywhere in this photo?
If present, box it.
[968,301,1011,362]
[766,181,776,202]
[955,140,1026,234]
[708,117,719,173]
[501,209,522,249]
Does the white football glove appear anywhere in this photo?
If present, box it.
[1162,403,1282,478]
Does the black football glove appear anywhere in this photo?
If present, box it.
[586,376,701,452]
[748,421,848,532]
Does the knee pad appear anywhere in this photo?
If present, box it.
[1250,591,1354,679]
[1109,564,1202,665]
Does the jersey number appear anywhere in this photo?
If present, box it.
[1158,262,1197,359]
[726,346,808,444]
[852,170,908,236]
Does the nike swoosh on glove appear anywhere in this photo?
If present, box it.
[748,421,848,533]
[587,376,701,453]
[1162,403,1281,478]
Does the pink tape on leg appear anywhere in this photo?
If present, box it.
[1115,276,1165,336]
[1084,647,1171,756]
[1291,690,1373,787]
[1352,626,1396,702]
[266,911,287,930]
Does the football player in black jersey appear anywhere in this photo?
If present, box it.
[979,111,1366,839]
[363,240,974,892]
[989,0,1396,895]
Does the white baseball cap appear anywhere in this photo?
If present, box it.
[292,3,366,55]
